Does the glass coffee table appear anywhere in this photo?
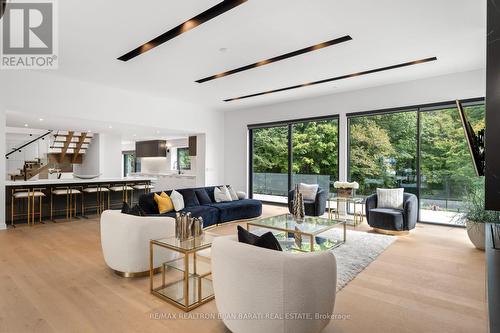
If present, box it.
[246,214,346,252]
[149,234,214,312]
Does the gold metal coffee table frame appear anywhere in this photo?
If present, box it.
[328,195,365,226]
[149,235,214,312]
[247,214,346,252]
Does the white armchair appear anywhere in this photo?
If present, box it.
[100,210,176,277]
[211,235,337,333]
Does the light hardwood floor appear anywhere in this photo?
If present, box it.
[0,205,487,333]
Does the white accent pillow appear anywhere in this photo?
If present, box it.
[298,183,319,201]
[170,190,185,211]
[215,186,231,202]
[377,188,404,209]
[236,191,247,200]
[227,186,239,201]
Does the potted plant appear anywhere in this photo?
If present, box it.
[457,182,500,250]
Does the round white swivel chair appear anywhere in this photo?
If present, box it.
[212,235,337,333]
[100,210,176,277]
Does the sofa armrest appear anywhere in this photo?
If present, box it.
[365,194,377,223]
[403,194,418,229]
[315,188,328,215]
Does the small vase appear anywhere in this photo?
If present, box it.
[466,220,485,251]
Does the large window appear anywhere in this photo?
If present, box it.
[349,111,417,196]
[251,118,339,203]
[177,147,191,170]
[348,100,485,225]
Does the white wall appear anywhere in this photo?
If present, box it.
[99,134,122,178]
[0,71,225,186]
[74,134,101,176]
[223,69,485,192]
[73,133,122,177]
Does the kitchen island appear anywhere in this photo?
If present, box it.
[5,176,153,226]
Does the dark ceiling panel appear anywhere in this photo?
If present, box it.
[196,35,353,83]
[117,0,247,61]
[224,57,438,102]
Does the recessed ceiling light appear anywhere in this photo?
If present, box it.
[24,123,28,127]
[39,118,44,122]
[133,134,137,137]
[108,125,113,129]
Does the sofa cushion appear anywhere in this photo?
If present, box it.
[138,193,159,215]
[377,188,404,209]
[195,189,212,205]
[121,202,145,216]
[298,183,319,201]
[369,208,404,231]
[154,192,174,213]
[237,226,282,251]
[227,186,239,201]
[161,205,219,228]
[206,199,262,222]
[177,188,200,207]
[215,186,232,202]
[170,190,185,211]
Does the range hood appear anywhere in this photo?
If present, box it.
[135,140,167,158]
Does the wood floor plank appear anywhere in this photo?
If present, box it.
[0,205,487,333]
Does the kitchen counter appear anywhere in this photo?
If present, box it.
[5,176,154,225]
[5,176,154,187]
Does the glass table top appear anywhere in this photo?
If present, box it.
[153,234,214,253]
[248,214,344,236]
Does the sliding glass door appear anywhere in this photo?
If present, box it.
[250,117,339,203]
[419,104,484,224]
[349,111,418,196]
[347,100,485,225]
[292,119,339,193]
[252,126,289,203]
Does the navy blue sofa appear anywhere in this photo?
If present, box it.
[138,186,262,228]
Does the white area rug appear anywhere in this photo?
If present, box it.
[320,228,396,291]
[252,227,395,291]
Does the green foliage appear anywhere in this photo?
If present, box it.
[252,104,485,204]
[253,120,339,178]
[457,178,500,224]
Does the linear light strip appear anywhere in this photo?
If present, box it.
[196,35,353,83]
[117,0,247,61]
[224,57,438,102]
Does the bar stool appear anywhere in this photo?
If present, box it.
[50,186,82,221]
[82,184,110,216]
[10,188,46,227]
[109,183,134,208]
[132,182,152,204]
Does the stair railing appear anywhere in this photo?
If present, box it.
[5,130,53,159]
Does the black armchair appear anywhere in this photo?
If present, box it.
[365,192,418,234]
[288,187,328,217]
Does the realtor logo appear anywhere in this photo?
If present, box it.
[1,0,58,69]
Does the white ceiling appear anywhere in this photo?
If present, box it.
[48,0,485,111]
[5,111,191,142]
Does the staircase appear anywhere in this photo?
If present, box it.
[9,158,49,181]
[7,130,94,181]
[48,131,93,164]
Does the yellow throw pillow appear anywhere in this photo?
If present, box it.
[154,192,174,214]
